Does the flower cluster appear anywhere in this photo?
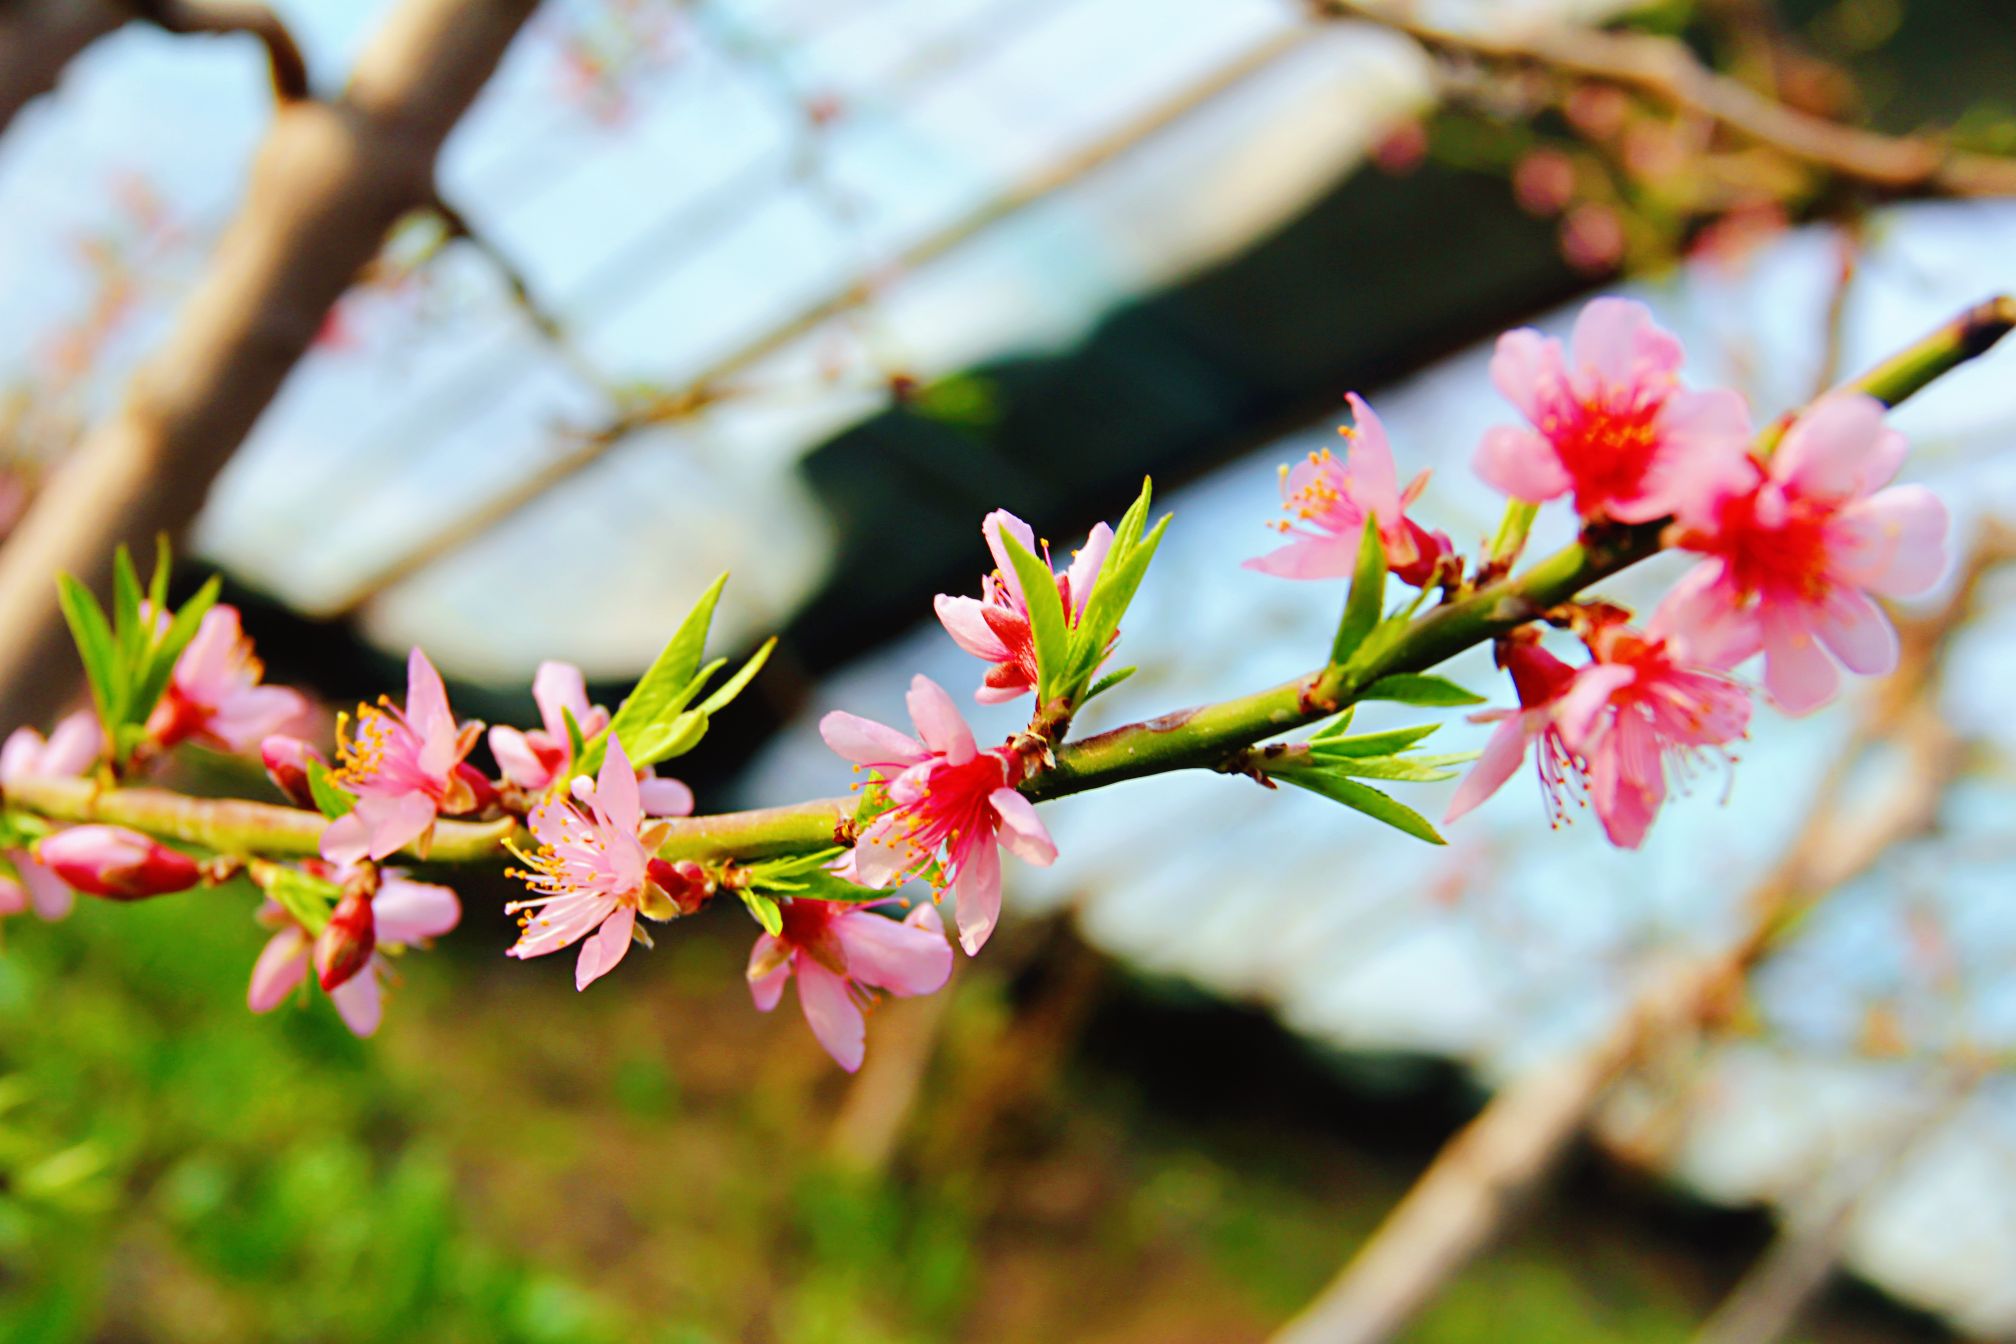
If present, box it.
[1248,297,1946,848]
[0,290,1973,1075]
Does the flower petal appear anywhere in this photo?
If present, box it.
[532,661,592,742]
[1814,584,1900,677]
[594,736,642,835]
[1761,608,1841,716]
[934,594,1011,660]
[906,676,976,764]
[330,963,384,1037]
[1832,484,1948,598]
[951,837,1002,956]
[982,511,1038,609]
[988,788,1057,867]
[574,904,635,990]
[795,960,866,1072]
[638,773,695,817]
[835,906,952,997]
[819,711,924,769]
[1474,425,1572,504]
[1443,713,1536,824]
[248,927,310,1013]
[1243,536,1357,581]
[372,877,461,944]
[1063,523,1114,621]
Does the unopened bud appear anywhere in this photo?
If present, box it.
[261,735,326,809]
[313,886,377,991]
[646,858,715,916]
[34,826,201,900]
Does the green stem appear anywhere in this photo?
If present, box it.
[5,298,2008,869]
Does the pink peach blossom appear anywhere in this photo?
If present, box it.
[1443,638,1584,830]
[934,510,1112,703]
[320,649,483,864]
[1475,298,1751,524]
[0,712,104,920]
[1551,615,1751,849]
[487,661,693,814]
[1662,392,1949,715]
[146,605,308,754]
[505,737,679,990]
[820,676,1057,955]
[248,864,460,1037]
[1245,394,1453,587]
[747,898,952,1071]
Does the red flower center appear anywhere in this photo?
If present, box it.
[1546,392,1664,515]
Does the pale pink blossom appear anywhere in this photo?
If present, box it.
[1550,615,1751,849]
[1476,298,1751,524]
[1662,392,1949,715]
[261,735,324,809]
[820,676,1057,955]
[1245,394,1454,588]
[505,737,682,990]
[320,649,483,864]
[33,825,200,899]
[0,712,103,920]
[1444,638,1584,829]
[934,511,1113,703]
[146,605,308,754]
[487,661,693,814]
[747,898,952,1071]
[248,865,460,1037]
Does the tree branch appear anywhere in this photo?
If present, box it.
[0,0,540,728]
[123,0,309,101]
[1321,1,2016,198]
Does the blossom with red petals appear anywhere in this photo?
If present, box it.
[1551,615,1751,849]
[820,676,1056,955]
[935,511,1112,703]
[1246,394,1454,588]
[748,898,952,1071]
[1443,638,1585,830]
[1476,298,1751,524]
[1662,392,1949,715]
[488,661,693,814]
[248,865,460,1037]
[320,649,483,864]
[146,605,308,754]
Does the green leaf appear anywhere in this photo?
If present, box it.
[129,575,221,730]
[1082,665,1136,703]
[1307,721,1441,758]
[306,759,356,820]
[600,573,729,767]
[1360,673,1484,707]
[1069,513,1169,689]
[561,705,587,766]
[56,575,123,731]
[738,888,783,937]
[146,534,172,615]
[1109,477,1153,558]
[1309,707,1357,743]
[1317,753,1466,784]
[622,710,708,769]
[997,527,1069,702]
[265,866,339,936]
[111,546,147,672]
[694,637,775,719]
[1271,767,1445,844]
[1331,515,1387,665]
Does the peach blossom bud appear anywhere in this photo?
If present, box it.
[35,826,200,900]
[647,858,715,916]
[314,886,377,991]
[262,735,325,809]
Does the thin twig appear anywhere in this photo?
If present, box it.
[124,0,310,102]
[1320,1,2016,198]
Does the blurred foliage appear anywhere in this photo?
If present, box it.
[0,893,1945,1342]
